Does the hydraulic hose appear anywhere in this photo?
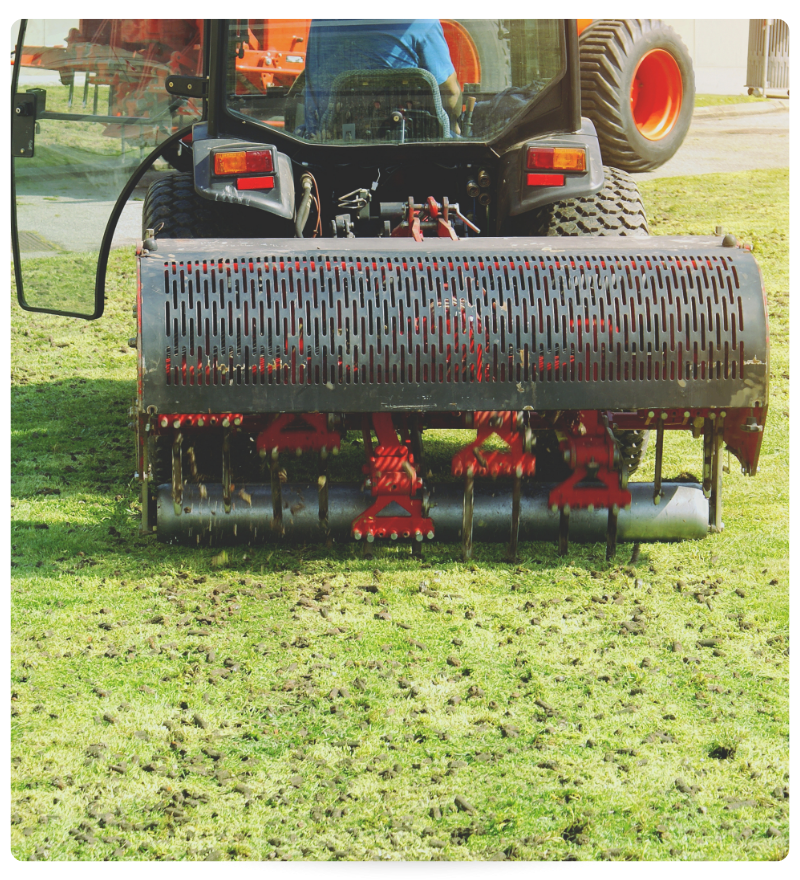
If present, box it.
[295,174,314,238]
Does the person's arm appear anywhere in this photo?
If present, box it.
[439,71,462,134]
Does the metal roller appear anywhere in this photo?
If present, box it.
[157,481,709,546]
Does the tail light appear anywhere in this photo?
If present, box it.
[527,147,586,171]
[213,149,275,189]
[526,146,586,187]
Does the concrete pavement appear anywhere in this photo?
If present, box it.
[633,99,789,181]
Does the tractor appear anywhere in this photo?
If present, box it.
[11,19,768,560]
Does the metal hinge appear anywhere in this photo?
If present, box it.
[12,92,39,158]
[165,75,208,98]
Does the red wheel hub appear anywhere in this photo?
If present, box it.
[630,48,683,141]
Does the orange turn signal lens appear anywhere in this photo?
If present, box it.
[526,146,586,172]
[214,149,273,176]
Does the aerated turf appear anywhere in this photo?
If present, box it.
[10,168,789,861]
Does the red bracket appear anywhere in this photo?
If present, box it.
[256,413,341,456]
[352,413,433,541]
[451,411,536,478]
[547,411,631,511]
[390,196,459,242]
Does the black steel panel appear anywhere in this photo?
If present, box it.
[139,237,768,414]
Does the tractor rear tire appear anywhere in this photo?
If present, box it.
[579,19,695,173]
[525,165,650,237]
[142,172,291,239]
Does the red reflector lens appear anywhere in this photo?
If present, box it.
[526,173,565,187]
[236,176,275,190]
[214,149,273,175]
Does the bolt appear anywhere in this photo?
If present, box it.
[353,529,362,541]
[173,419,181,429]
[271,447,279,461]
[222,418,230,428]
[660,412,668,420]
[587,504,594,513]
[648,411,655,419]
[332,446,340,456]
[367,532,375,543]
[563,504,570,515]
[160,417,168,428]
[145,423,151,433]
[259,448,267,459]
[720,411,726,419]
[234,417,242,426]
[197,417,205,427]
[390,532,398,541]
[320,446,328,460]
[612,504,620,515]
[551,504,558,514]
[426,530,434,540]
[296,447,303,457]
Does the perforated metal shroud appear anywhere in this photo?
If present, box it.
[138,237,768,414]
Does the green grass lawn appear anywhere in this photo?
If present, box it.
[694,94,769,108]
[10,168,789,861]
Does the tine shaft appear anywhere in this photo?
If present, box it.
[653,418,664,504]
[141,425,151,534]
[606,504,619,560]
[709,428,724,532]
[702,420,714,497]
[221,426,231,514]
[318,473,329,533]
[558,507,570,556]
[270,456,283,534]
[509,469,521,561]
[462,471,474,561]
[172,430,183,516]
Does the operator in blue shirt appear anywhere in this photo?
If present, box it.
[302,19,461,136]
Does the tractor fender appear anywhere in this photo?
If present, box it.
[192,136,296,221]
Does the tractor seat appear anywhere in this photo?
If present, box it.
[318,68,451,143]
